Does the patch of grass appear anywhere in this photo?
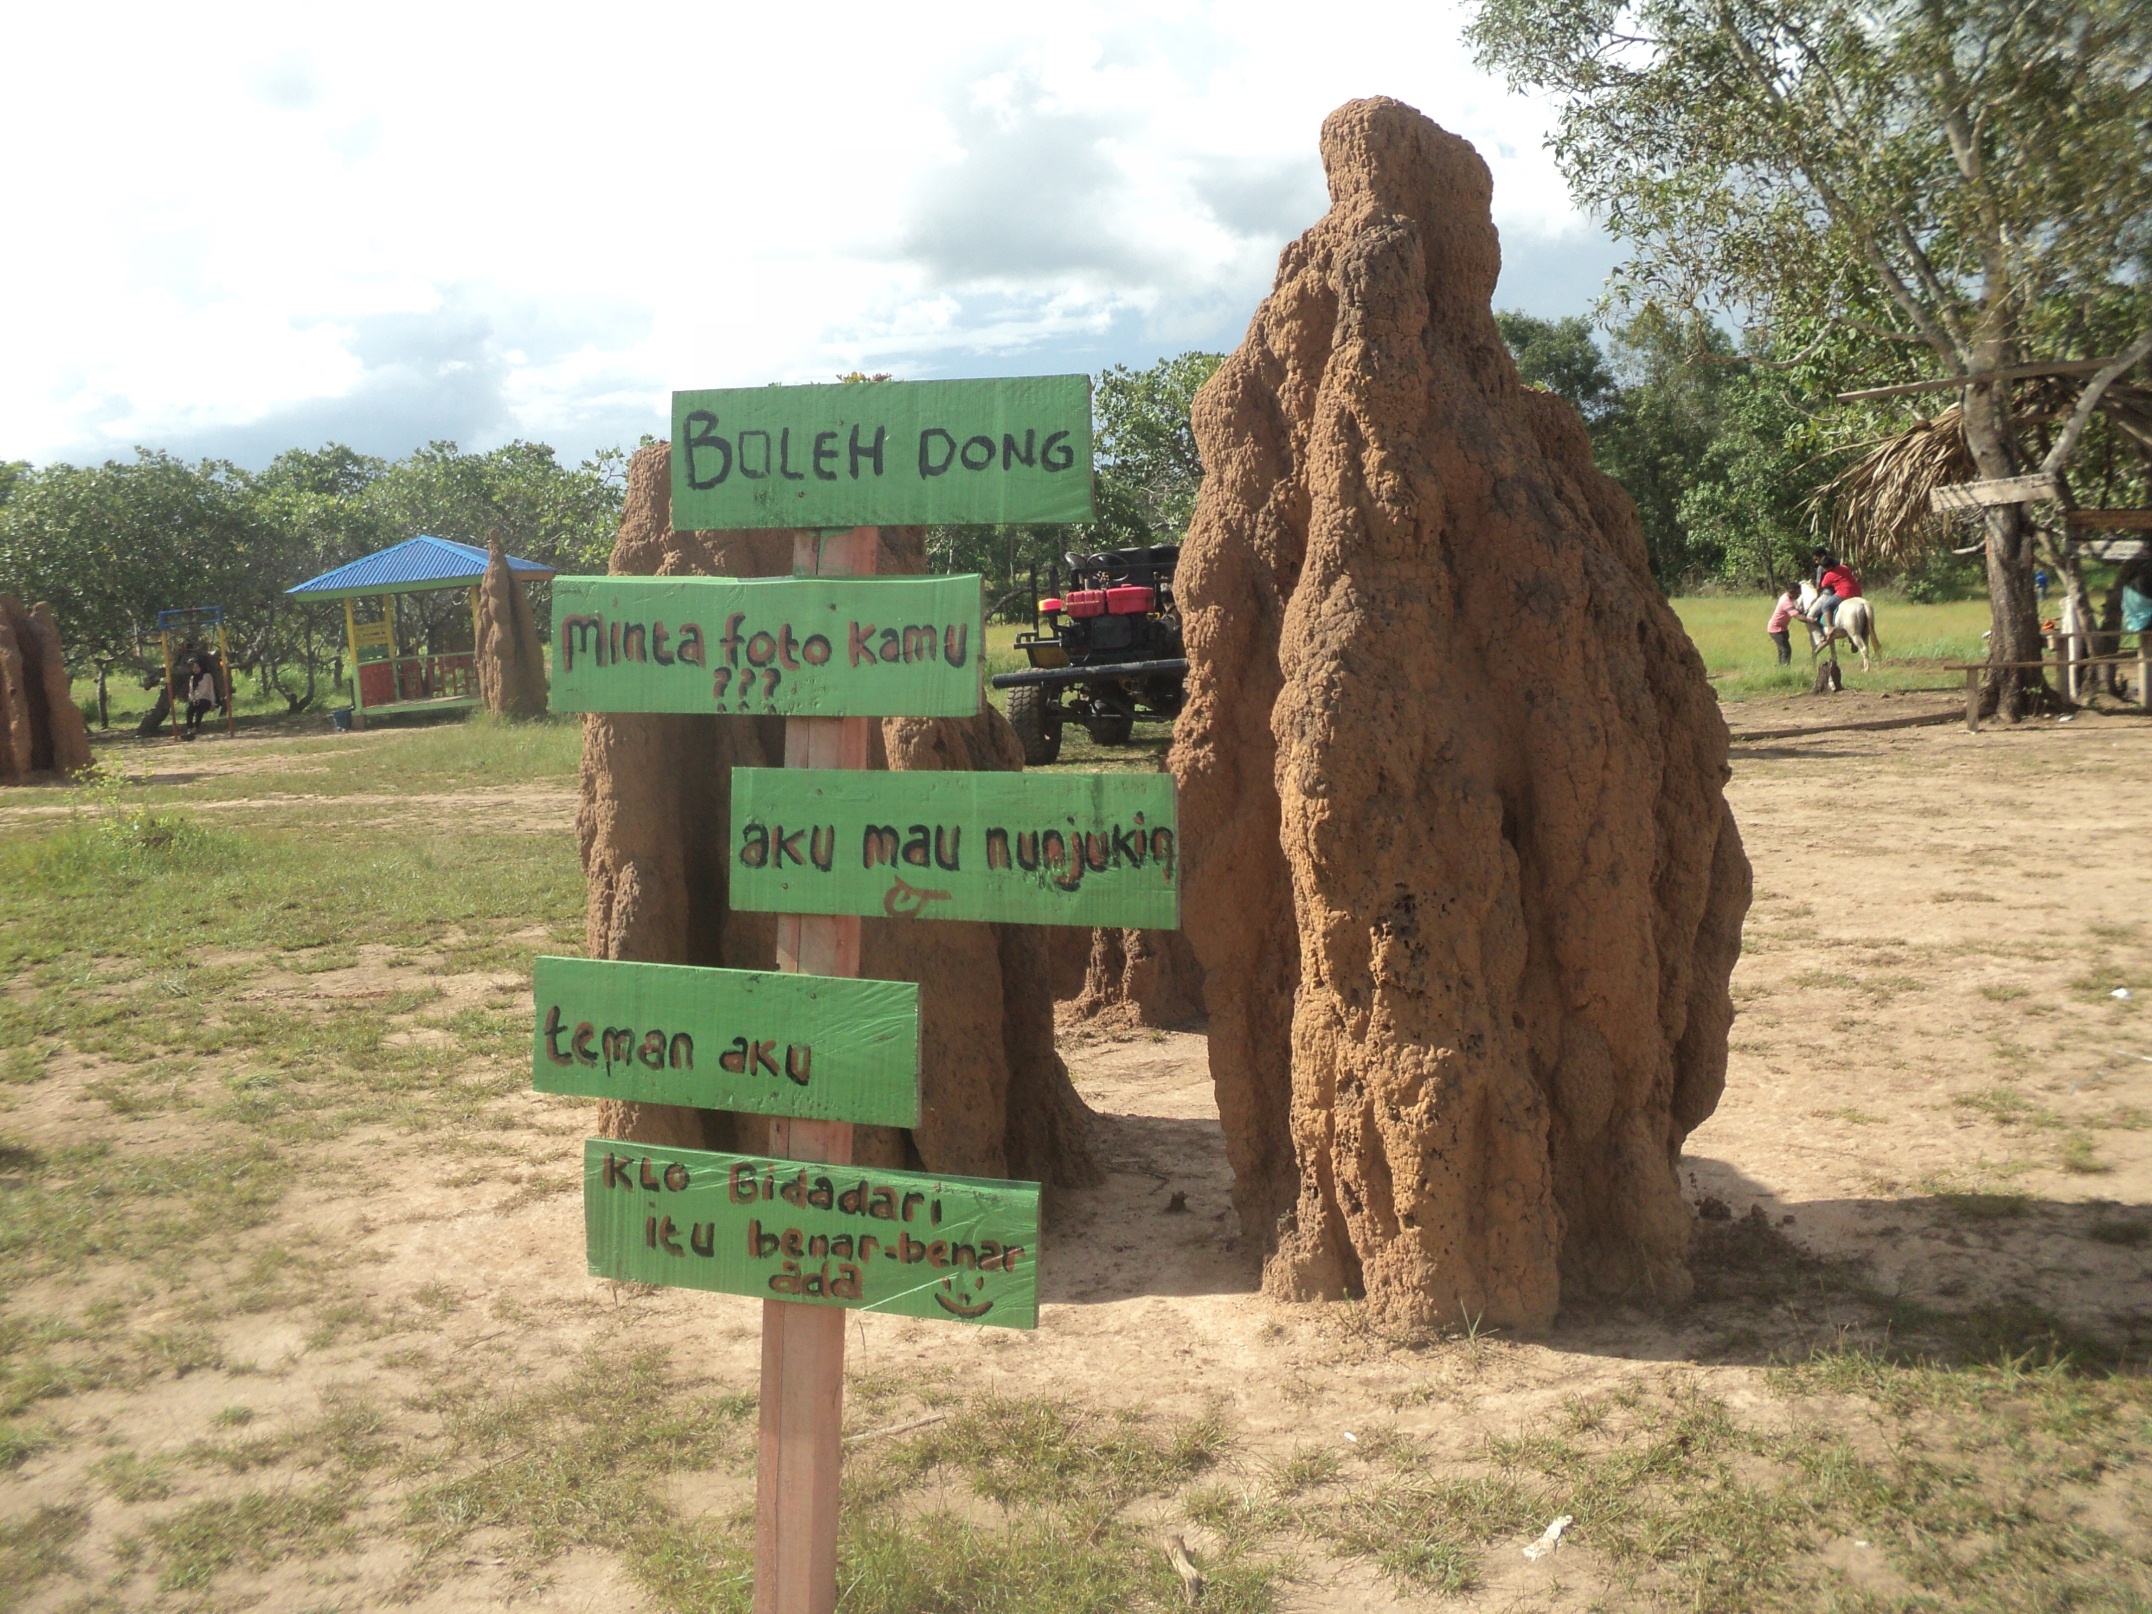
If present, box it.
[0,1504,88,1605]
[1326,1472,1541,1593]
[2086,1217,2149,1247]
[2069,963,2137,1003]
[2058,1133,2110,1175]
[402,1348,754,1576]
[839,1509,1272,1614]
[1934,1191,2031,1221]
[145,1484,355,1590]
[1791,970,1859,992]
[0,1134,286,1284]
[1271,1442,1343,1494]
[1954,1087,2062,1129]
[880,1397,1227,1512]
[91,1449,178,1502]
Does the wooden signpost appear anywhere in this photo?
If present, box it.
[584,1142,1040,1326]
[532,957,921,1127]
[1930,472,2064,512]
[550,574,984,717]
[530,374,1166,1614]
[730,768,1179,929]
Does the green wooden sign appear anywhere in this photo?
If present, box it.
[551,574,983,718]
[532,957,920,1127]
[728,768,1178,930]
[583,1142,1040,1328]
[670,377,1094,530]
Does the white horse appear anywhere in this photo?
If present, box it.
[1797,581,1882,671]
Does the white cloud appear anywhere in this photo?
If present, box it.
[0,0,1612,468]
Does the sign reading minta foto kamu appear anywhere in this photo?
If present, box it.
[584,1142,1040,1328]
[550,574,982,717]
[729,768,1178,930]
[669,376,1094,530]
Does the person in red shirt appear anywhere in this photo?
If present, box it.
[1810,553,1862,630]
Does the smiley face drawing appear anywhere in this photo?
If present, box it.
[934,1274,994,1318]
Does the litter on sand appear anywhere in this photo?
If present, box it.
[2114,988,2134,1001]
[1523,1515,1574,1560]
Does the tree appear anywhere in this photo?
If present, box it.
[0,452,264,726]
[247,446,397,712]
[1675,367,1815,588]
[1498,309,1744,584]
[1496,311,1621,424]
[1090,352,1224,550]
[1470,0,2152,714]
[926,352,1225,615]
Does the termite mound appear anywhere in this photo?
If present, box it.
[476,532,550,719]
[1171,97,1750,1331]
[0,596,91,782]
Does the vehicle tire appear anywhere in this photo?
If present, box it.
[1085,707,1134,746]
[1007,684,1062,765]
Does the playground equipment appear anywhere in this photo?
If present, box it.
[154,606,234,741]
[285,536,555,729]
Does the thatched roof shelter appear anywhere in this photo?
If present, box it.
[1818,378,2152,565]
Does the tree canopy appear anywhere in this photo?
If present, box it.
[1471,0,2152,707]
[0,440,627,724]
[928,352,1224,615]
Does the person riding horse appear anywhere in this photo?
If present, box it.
[1806,552,1862,630]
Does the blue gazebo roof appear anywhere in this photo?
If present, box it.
[285,536,556,601]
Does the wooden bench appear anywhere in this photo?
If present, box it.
[1946,638,2150,731]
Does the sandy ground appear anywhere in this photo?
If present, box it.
[4,707,2149,1610]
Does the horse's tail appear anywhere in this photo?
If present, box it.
[1862,603,1882,657]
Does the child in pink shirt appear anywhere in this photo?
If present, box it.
[1767,590,1799,664]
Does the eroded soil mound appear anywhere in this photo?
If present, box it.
[576,443,1097,1186]
[0,595,91,781]
[476,534,549,719]
[1066,928,1207,1030]
[1171,97,1750,1330]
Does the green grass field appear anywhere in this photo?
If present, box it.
[987,593,1998,715]
[1670,593,1994,701]
[59,591,2000,755]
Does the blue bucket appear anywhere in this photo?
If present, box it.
[329,707,354,733]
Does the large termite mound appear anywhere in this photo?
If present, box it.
[0,596,91,781]
[1171,97,1750,1331]
[576,442,1097,1187]
[476,534,549,719]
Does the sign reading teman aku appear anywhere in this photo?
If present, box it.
[528,374,1178,1614]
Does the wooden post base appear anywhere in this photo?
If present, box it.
[753,527,878,1614]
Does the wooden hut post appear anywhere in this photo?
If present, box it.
[342,599,365,730]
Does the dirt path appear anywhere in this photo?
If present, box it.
[2,713,2147,1611]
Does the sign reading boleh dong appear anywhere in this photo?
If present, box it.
[670,375,1092,529]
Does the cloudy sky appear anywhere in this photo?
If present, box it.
[1,1,1619,470]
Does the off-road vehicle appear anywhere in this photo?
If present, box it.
[989,545,1188,765]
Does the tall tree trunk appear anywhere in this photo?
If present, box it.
[1961,385,2047,718]
[96,664,109,730]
